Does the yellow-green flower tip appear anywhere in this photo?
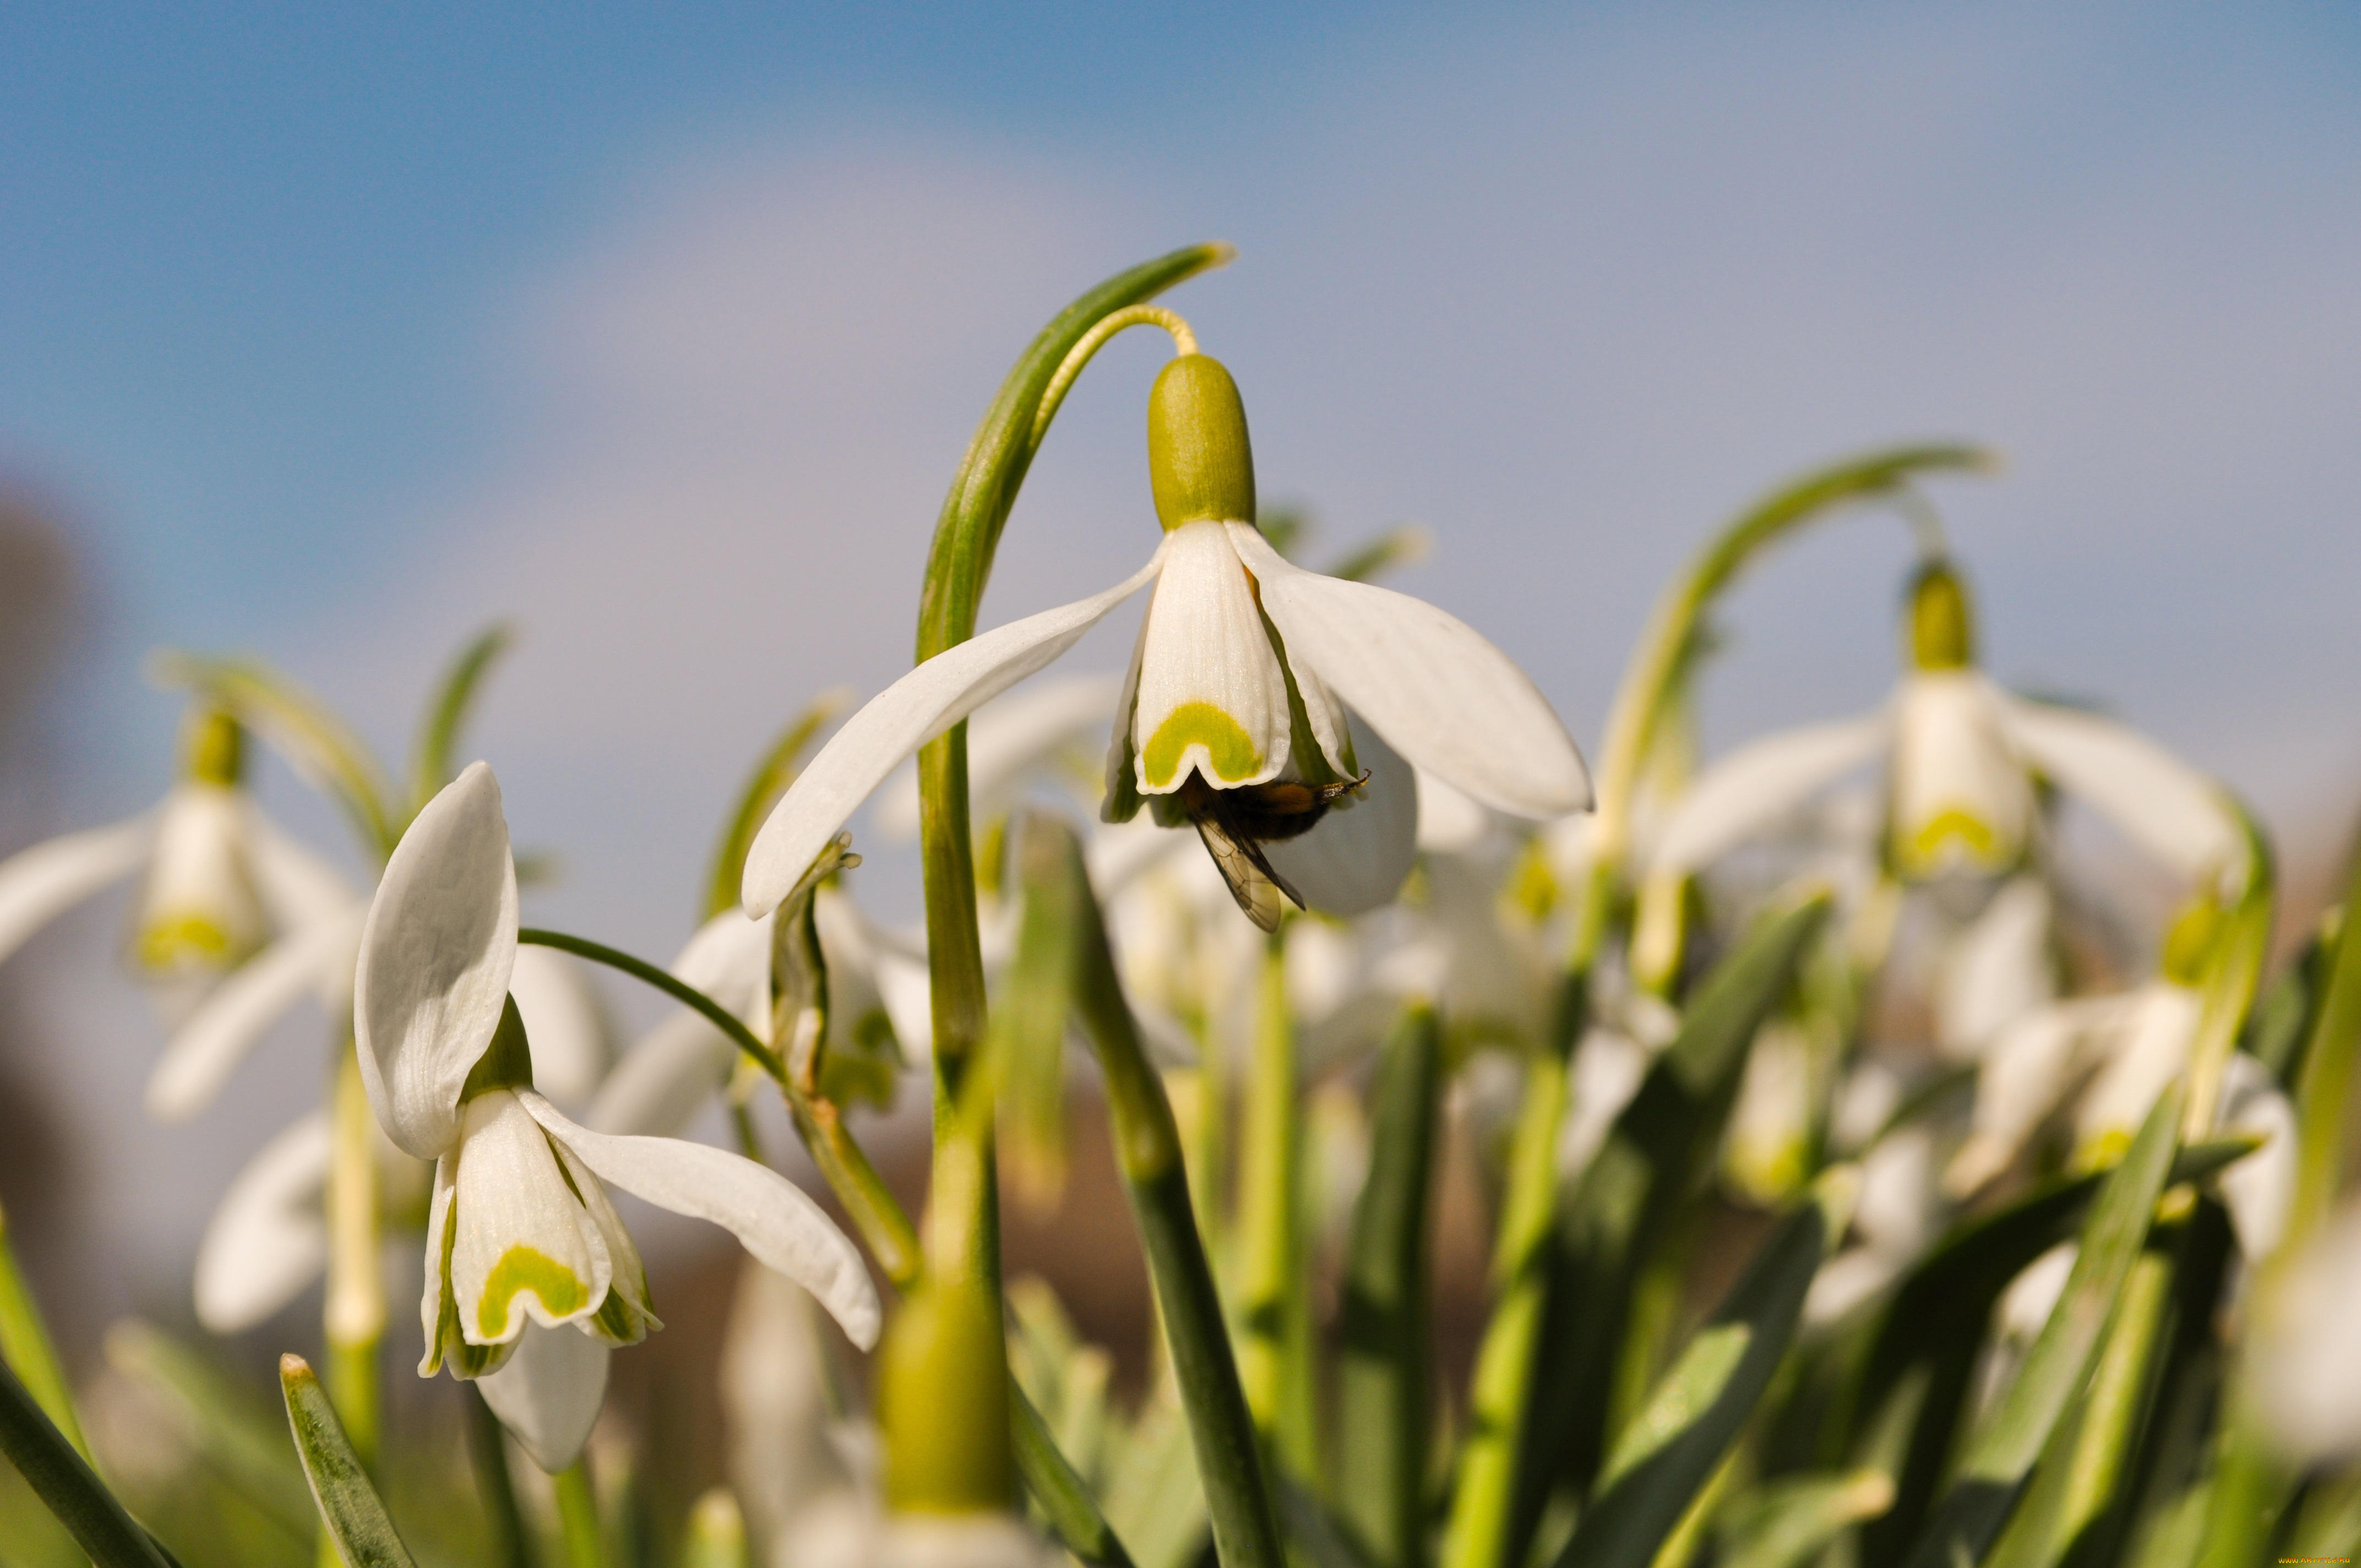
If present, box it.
[1147,352,1255,532]
[876,1281,1013,1512]
[2161,894,2224,987]
[183,707,245,787]
[1906,559,1976,670]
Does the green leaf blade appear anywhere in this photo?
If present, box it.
[277,1353,417,1568]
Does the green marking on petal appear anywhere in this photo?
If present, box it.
[1903,808,2001,870]
[134,912,243,971]
[476,1244,590,1340]
[1141,701,1263,788]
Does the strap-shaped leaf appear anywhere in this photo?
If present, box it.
[1898,1087,2184,1568]
[1508,892,1834,1559]
[279,1353,418,1567]
[1551,1168,1854,1568]
[1014,1375,1138,1568]
[1334,1004,1443,1568]
[408,622,515,815]
[0,1355,179,1566]
[1719,1471,1897,1568]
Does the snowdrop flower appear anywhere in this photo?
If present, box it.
[1646,559,2243,895]
[187,956,610,1336]
[353,761,879,1468]
[743,347,1587,932]
[0,709,358,1023]
[1941,896,2221,1196]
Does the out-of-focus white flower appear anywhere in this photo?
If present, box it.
[587,883,929,1140]
[189,962,606,1337]
[1932,875,2057,1063]
[2215,1053,2298,1265]
[1805,1124,1941,1325]
[352,763,879,1469]
[0,710,361,1036]
[1645,560,2241,895]
[2252,1201,2361,1464]
[1725,1020,1818,1205]
[741,351,1587,932]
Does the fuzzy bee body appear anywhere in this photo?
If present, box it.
[1177,771,1369,932]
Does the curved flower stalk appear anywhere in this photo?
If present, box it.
[743,328,1587,935]
[353,761,880,1469]
[0,708,358,1026]
[587,877,928,1141]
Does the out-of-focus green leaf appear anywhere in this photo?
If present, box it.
[0,1197,89,1463]
[1102,1390,1209,1568]
[1280,1469,1384,1568]
[104,1321,312,1542]
[679,1488,748,1568]
[1898,1088,2184,1568]
[1508,894,1834,1565]
[1334,1004,1443,1568]
[1323,524,1429,584]
[2282,1470,2361,1563]
[1852,1141,2254,1568]
[701,690,850,921]
[2243,914,2335,1087]
[1718,1469,1897,1568]
[406,622,514,815]
[995,817,1085,1211]
[276,1354,417,1568]
[0,1354,179,1566]
[1983,1253,2173,1568]
[1548,1166,1854,1568]
[150,651,400,859]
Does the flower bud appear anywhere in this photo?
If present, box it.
[1905,559,1976,671]
[1147,353,1255,531]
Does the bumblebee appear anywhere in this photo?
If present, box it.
[1176,770,1369,932]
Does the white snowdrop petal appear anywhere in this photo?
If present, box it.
[1946,1000,2109,1196]
[1131,520,1293,792]
[0,814,155,966]
[875,673,1124,839]
[1413,769,1493,854]
[133,784,269,975]
[2253,1203,2361,1463]
[353,763,520,1158]
[1649,714,1889,875]
[2218,1053,2298,1264]
[1260,721,1418,917]
[1934,876,2055,1061]
[2073,984,2202,1159]
[1891,671,2030,878]
[2003,696,2243,891]
[193,1111,331,1334]
[743,549,1168,918]
[449,1091,611,1346]
[479,1322,612,1473]
[148,905,366,1123]
[509,945,610,1110]
[245,818,362,933]
[519,1091,881,1351]
[585,1010,737,1138]
[1227,522,1589,820]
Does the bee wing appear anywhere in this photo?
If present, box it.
[1190,812,1301,933]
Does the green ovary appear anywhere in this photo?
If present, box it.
[1141,701,1262,788]
[476,1244,590,1340]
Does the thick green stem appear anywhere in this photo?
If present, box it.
[324,1046,383,1476]
[0,1196,88,1464]
[552,1461,607,1568]
[1235,934,1308,1467]
[465,1385,535,1568]
[904,243,1232,1511]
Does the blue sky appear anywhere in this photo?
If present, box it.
[7,1,2361,1278]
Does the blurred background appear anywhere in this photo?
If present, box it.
[3,0,2358,1536]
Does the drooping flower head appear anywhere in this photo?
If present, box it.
[742,332,1590,932]
[353,762,879,1467]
